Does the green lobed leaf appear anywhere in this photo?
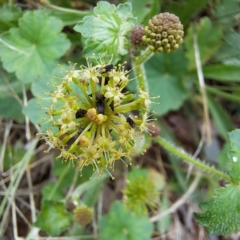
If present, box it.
[34,200,72,236]
[203,64,240,82]
[0,10,71,83]
[0,4,22,32]
[99,201,153,240]
[145,48,188,116]
[74,1,137,63]
[195,184,240,235]
[228,129,240,182]
[184,17,222,70]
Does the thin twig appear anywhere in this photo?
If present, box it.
[0,120,13,174]
[26,166,36,222]
[22,84,31,140]
[193,30,211,145]
[150,172,201,222]
[186,132,205,181]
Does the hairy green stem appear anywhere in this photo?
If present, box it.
[132,48,153,92]
[155,136,231,182]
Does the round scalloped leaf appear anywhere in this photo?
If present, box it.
[195,184,240,235]
[34,200,72,236]
[0,10,71,83]
[145,48,188,116]
[74,1,137,63]
[99,201,153,240]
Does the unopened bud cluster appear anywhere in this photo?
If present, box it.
[142,12,184,53]
[39,57,156,179]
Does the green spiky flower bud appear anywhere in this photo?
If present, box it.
[73,206,93,226]
[142,12,184,53]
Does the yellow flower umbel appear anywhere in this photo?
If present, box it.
[39,57,155,179]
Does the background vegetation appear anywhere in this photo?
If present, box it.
[0,0,240,239]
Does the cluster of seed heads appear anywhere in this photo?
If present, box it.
[142,12,184,53]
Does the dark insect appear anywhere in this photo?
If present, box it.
[76,109,87,119]
[126,116,135,128]
[98,64,114,86]
[99,64,114,74]
[96,93,105,114]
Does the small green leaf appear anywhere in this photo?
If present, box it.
[99,201,153,240]
[195,184,240,235]
[0,4,22,32]
[203,64,240,82]
[185,17,222,70]
[0,95,24,121]
[228,129,240,182]
[34,200,72,236]
[0,10,71,83]
[145,48,188,116]
[74,1,137,62]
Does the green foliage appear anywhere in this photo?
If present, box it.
[195,184,240,235]
[195,129,240,235]
[163,0,208,26]
[214,30,240,65]
[228,129,240,182]
[74,1,136,62]
[0,10,71,83]
[1,144,25,170]
[0,95,24,121]
[145,48,188,116]
[185,17,222,70]
[207,95,234,140]
[203,64,240,82]
[99,201,154,240]
[0,4,22,32]
[34,200,72,236]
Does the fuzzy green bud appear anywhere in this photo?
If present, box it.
[73,206,93,226]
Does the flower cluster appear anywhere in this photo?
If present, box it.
[39,57,156,179]
[142,12,184,53]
